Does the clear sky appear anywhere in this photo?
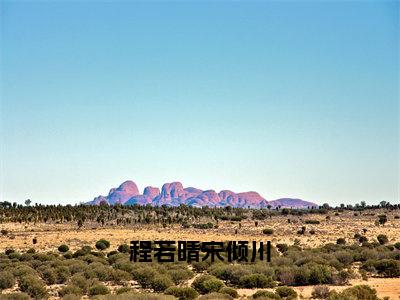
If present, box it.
[1,1,398,206]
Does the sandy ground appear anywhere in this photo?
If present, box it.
[0,211,399,252]
[237,278,400,299]
[0,211,399,299]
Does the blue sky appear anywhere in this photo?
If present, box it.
[1,1,398,206]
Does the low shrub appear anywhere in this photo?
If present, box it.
[192,275,225,294]
[263,228,274,235]
[58,285,83,297]
[89,283,110,296]
[132,266,158,288]
[58,244,69,253]
[40,267,57,284]
[311,285,330,299]
[0,293,31,300]
[219,287,238,298]
[165,286,199,300]
[275,286,297,299]
[377,234,389,245]
[150,275,174,292]
[115,286,134,295]
[168,268,194,284]
[373,259,400,277]
[96,239,111,250]
[336,238,346,245]
[328,285,379,300]
[209,264,251,285]
[55,266,70,284]
[0,270,15,289]
[118,244,130,253]
[19,275,48,299]
[252,290,281,299]
[71,274,90,293]
[239,274,275,288]
[276,243,289,253]
[110,269,132,284]
[308,264,333,284]
[395,242,400,250]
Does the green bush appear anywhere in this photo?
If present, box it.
[165,286,199,300]
[395,242,400,250]
[275,286,297,300]
[110,269,132,284]
[202,278,225,294]
[308,264,333,284]
[191,260,212,272]
[115,286,134,295]
[96,239,111,250]
[5,249,15,255]
[0,270,15,290]
[239,274,275,288]
[378,215,387,226]
[336,238,346,245]
[0,293,31,300]
[252,290,281,299]
[209,264,251,285]
[328,285,379,300]
[192,275,225,294]
[55,266,70,284]
[58,285,83,297]
[334,251,353,266]
[58,244,69,253]
[132,266,158,288]
[150,275,174,292]
[71,274,90,293]
[73,246,92,257]
[377,234,389,245]
[19,275,48,299]
[311,285,330,299]
[263,228,274,235]
[374,259,400,277]
[167,268,194,284]
[276,243,289,253]
[89,283,110,296]
[219,287,238,298]
[40,267,57,284]
[118,244,130,253]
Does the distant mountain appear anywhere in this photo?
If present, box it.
[87,180,318,209]
[268,198,317,209]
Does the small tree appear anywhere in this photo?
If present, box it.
[378,215,387,226]
[336,238,346,245]
[95,239,110,250]
[275,286,297,300]
[377,234,389,245]
[58,244,69,253]
[77,219,84,229]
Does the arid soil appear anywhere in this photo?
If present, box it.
[1,210,398,252]
[0,210,399,299]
